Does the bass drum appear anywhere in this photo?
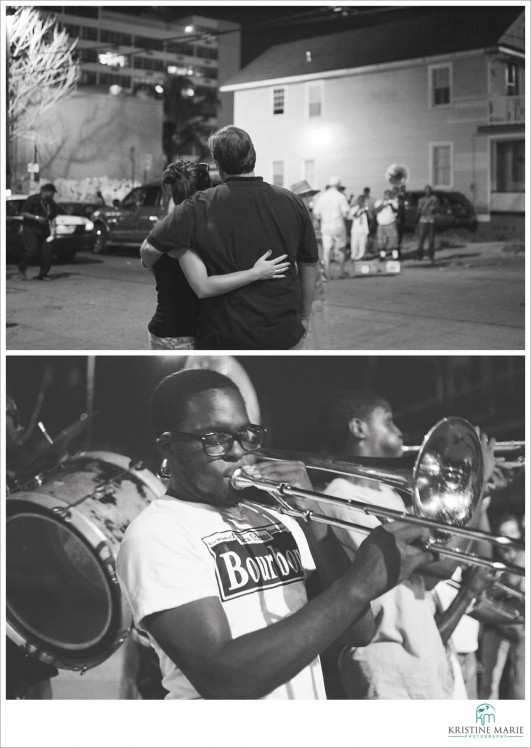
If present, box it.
[6,451,164,672]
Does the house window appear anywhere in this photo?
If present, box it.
[307,82,323,117]
[303,159,316,187]
[506,63,521,96]
[431,144,452,187]
[272,161,285,187]
[492,139,524,192]
[273,87,285,115]
[430,64,451,107]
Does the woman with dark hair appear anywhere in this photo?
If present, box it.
[145,159,289,350]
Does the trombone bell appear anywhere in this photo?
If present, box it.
[412,417,484,539]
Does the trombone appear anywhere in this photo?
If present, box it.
[230,417,525,579]
[402,441,525,456]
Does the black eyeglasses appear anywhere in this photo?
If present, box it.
[162,424,267,457]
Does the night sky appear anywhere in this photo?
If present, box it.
[106,4,433,66]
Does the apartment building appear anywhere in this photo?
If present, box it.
[13,6,240,184]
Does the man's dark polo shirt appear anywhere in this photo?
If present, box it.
[21,194,60,238]
[147,176,318,350]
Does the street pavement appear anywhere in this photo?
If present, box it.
[5,236,525,351]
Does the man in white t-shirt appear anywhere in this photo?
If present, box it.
[374,190,399,261]
[313,177,350,279]
[296,388,497,699]
[117,369,434,700]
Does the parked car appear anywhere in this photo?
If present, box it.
[59,201,101,219]
[6,195,97,263]
[91,183,167,254]
[402,190,478,232]
[91,169,222,253]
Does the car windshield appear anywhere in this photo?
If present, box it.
[121,186,161,209]
[447,193,473,208]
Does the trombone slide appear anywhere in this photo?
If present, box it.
[230,469,525,578]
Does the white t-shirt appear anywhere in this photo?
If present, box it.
[117,496,326,700]
[375,198,398,226]
[313,187,350,233]
[314,478,455,699]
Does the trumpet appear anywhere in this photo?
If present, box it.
[445,578,525,625]
[230,417,525,578]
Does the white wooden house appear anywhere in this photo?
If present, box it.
[221,8,525,230]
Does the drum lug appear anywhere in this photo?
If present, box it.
[93,484,116,501]
[52,506,72,521]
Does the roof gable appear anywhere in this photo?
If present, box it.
[224,8,525,88]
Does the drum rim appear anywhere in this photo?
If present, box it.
[6,494,131,670]
[82,450,165,498]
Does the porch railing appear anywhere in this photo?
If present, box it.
[488,95,525,125]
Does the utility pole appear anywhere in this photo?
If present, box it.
[130,146,135,186]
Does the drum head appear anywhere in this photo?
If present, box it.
[6,501,121,668]
[7,510,112,649]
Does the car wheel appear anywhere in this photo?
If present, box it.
[93,223,109,254]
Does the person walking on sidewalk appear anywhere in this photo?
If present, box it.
[18,183,60,281]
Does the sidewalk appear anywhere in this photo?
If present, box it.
[349,233,525,273]
[305,234,525,351]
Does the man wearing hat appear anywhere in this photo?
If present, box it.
[291,180,326,348]
[312,177,350,279]
[18,182,60,281]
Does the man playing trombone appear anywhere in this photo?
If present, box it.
[251,389,501,699]
[310,389,498,699]
[116,370,435,700]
